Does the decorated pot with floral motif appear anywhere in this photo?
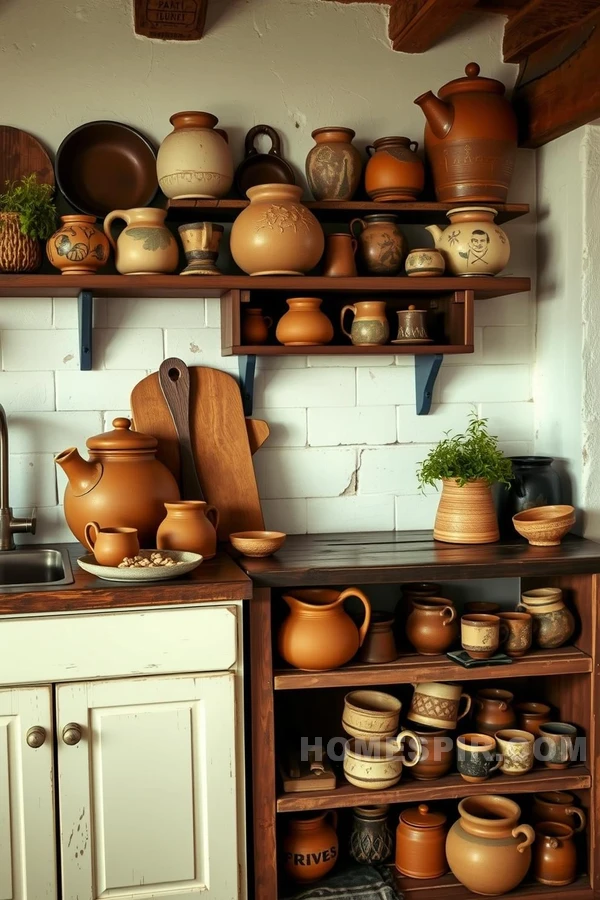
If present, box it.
[47,214,109,275]
[351,214,406,276]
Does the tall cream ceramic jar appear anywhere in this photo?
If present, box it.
[157,112,233,200]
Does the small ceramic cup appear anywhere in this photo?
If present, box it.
[343,733,422,790]
[495,729,535,776]
[407,681,472,731]
[83,521,139,567]
[497,611,533,658]
[405,726,454,781]
[515,701,552,736]
[456,733,502,783]
[538,722,578,769]
[342,690,402,740]
[461,613,502,659]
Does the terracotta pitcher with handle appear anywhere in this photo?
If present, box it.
[103,207,179,275]
[278,587,371,671]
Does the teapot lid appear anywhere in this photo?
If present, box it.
[86,417,157,451]
[439,63,506,99]
[400,804,446,829]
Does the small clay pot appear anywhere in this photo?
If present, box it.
[406,597,458,655]
[406,726,453,781]
[532,792,587,832]
[394,306,431,343]
[241,308,273,345]
[306,127,361,201]
[47,214,109,275]
[365,136,424,202]
[474,687,516,736]
[518,588,575,649]
[276,297,334,346]
[358,613,398,664]
[395,804,448,879]
[514,701,552,736]
[283,811,338,883]
[533,822,577,886]
[405,248,445,277]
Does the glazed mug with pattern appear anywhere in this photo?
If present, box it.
[495,729,535,776]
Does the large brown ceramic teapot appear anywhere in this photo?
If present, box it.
[55,418,180,547]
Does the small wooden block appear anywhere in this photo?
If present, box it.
[280,750,336,793]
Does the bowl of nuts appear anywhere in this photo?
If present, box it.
[77,550,203,582]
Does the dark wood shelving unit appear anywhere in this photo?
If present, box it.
[391,873,592,900]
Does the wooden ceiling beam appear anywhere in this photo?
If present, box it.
[503,0,600,62]
[388,0,480,52]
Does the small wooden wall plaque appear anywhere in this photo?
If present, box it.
[134,0,208,41]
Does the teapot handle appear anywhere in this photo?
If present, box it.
[244,124,282,158]
[84,521,100,552]
[366,145,376,157]
[513,824,535,853]
[337,587,371,647]
[103,209,129,252]
[340,305,356,339]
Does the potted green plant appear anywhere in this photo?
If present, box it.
[417,413,512,544]
[0,175,57,273]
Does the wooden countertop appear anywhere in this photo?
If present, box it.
[232,531,600,587]
[0,544,252,614]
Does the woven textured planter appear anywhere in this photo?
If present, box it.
[0,213,42,273]
[434,478,499,544]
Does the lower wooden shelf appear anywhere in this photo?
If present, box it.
[390,872,591,899]
[276,765,591,812]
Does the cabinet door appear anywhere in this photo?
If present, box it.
[56,673,239,900]
[0,684,56,900]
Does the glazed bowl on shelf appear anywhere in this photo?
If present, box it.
[512,505,576,547]
[229,530,287,557]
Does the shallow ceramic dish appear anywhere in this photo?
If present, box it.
[229,530,286,557]
[513,505,576,547]
[78,550,202,582]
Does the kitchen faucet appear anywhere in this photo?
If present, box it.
[0,404,36,550]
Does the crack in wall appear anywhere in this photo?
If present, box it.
[340,449,363,496]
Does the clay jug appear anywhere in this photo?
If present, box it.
[241,308,272,345]
[283,811,338,883]
[426,207,509,277]
[533,823,577,886]
[365,137,425,201]
[306,127,362,201]
[278,587,371,671]
[156,111,233,200]
[406,597,458,655]
[230,184,324,275]
[351,214,406,276]
[341,300,389,346]
[518,588,575,648]
[322,233,357,277]
[532,792,587,832]
[474,687,516,736]
[414,62,518,204]
[434,478,500,544]
[446,796,535,895]
[103,208,178,275]
[55,418,180,547]
[276,297,334,346]
[396,804,448,879]
[47,214,110,275]
[156,500,219,559]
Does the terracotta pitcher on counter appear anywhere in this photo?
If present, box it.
[157,500,219,560]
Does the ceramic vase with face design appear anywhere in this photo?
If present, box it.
[425,207,510,276]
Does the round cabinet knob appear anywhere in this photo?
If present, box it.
[26,726,46,748]
[62,723,82,746]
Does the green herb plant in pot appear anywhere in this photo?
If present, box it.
[417,413,512,544]
[0,175,57,273]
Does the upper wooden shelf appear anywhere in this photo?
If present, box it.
[167,198,530,225]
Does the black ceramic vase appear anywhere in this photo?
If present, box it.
[496,456,563,535]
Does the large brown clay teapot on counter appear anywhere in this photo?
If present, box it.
[55,418,180,547]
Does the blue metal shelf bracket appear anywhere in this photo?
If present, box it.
[238,354,257,416]
[415,354,443,415]
[78,290,93,371]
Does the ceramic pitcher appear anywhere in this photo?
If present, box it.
[103,208,179,275]
[156,500,219,560]
[322,233,357,277]
[341,300,389,346]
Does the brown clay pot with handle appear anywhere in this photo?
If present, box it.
[283,811,339,882]
[532,792,587,832]
[533,822,577,886]
[241,308,272,345]
[365,137,425,201]
[406,597,458,655]
[434,478,500,544]
[341,300,389,347]
[84,522,139,567]
[446,795,535,895]
[156,500,219,559]
[278,587,371,670]
[474,687,516,736]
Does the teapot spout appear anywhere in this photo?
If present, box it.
[414,91,454,139]
[425,224,444,248]
[55,447,102,497]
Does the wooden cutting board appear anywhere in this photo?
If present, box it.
[131,365,264,539]
[0,126,54,188]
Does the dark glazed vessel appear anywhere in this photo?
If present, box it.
[349,805,393,864]
[496,456,563,534]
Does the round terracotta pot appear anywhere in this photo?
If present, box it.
[283,811,338,883]
[156,111,233,200]
[241,308,272,345]
[406,726,453,781]
[230,183,324,276]
[434,478,500,544]
[446,796,535,896]
[426,207,510,277]
[104,207,178,275]
[47,214,109,275]
[357,612,398,664]
[474,687,516,736]
[365,136,425,201]
[306,127,362,201]
[351,214,406,276]
[533,822,577,886]
[349,805,393,865]
[406,597,458,655]
[396,804,448,879]
[515,701,552,736]
[532,792,587,832]
[518,588,575,649]
[0,212,42,273]
[156,500,219,559]
[276,297,333,346]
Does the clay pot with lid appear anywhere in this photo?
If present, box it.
[306,127,362,201]
[474,687,516,736]
[283,811,338,883]
[156,500,219,559]
[55,418,180,547]
[396,804,448,879]
[365,137,425,201]
[406,597,458,655]
[446,795,535,896]
[533,822,577,886]
[156,111,233,200]
[414,62,518,204]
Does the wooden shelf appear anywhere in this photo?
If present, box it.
[391,873,591,900]
[229,343,474,356]
[276,765,591,812]
[273,647,592,690]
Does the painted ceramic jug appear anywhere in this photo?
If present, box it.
[351,214,406,276]
[47,214,109,275]
[306,127,361,201]
[103,208,178,275]
[426,207,510,276]
[341,300,389,346]
[278,587,371,670]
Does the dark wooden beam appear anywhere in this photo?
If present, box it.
[133,0,208,40]
[388,0,480,52]
[504,0,600,61]
[476,0,527,14]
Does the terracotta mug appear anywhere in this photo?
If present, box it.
[342,690,401,740]
[84,522,140,567]
[515,701,552,736]
[456,733,502,783]
[407,681,471,731]
[532,792,587,832]
[497,611,533,657]
[533,822,577,887]
[474,687,516,735]
[495,729,535,776]
[322,233,357,277]
[538,722,578,769]
[405,726,453,781]
[461,613,503,659]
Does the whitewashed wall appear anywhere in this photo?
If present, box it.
[0,0,536,539]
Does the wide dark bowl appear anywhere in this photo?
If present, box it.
[56,121,158,217]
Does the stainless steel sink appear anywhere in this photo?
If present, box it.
[0,548,74,590]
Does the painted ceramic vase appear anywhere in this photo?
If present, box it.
[446,796,535,896]
[230,184,324,275]
[473,687,516,736]
[156,500,219,560]
[340,300,389,346]
[365,136,424,201]
[103,208,178,275]
[156,111,233,200]
[405,248,445,277]
[47,214,109,275]
[395,804,448,879]
[406,597,458,655]
[518,588,575,648]
[276,297,333,346]
[351,214,406,276]
[426,207,510,277]
[241,308,273,345]
[533,823,577,887]
[306,127,361,201]
[349,806,393,865]
[178,221,223,275]
[283,812,338,883]
[434,478,500,544]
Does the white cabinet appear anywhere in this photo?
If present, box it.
[0,685,57,900]
[56,673,239,900]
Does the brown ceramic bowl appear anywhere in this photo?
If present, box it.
[513,506,575,547]
[56,121,158,217]
[229,530,287,557]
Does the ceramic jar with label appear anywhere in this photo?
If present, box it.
[396,805,447,879]
[47,214,110,275]
[474,687,516,736]
[518,588,575,648]
[103,208,178,275]
[351,214,406,276]
[156,500,219,560]
[157,111,233,200]
[306,127,361,201]
[276,298,333,346]
[283,811,338,883]
[426,207,510,277]
[406,597,458,655]
[349,806,393,865]
[341,300,389,346]
[365,137,424,201]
